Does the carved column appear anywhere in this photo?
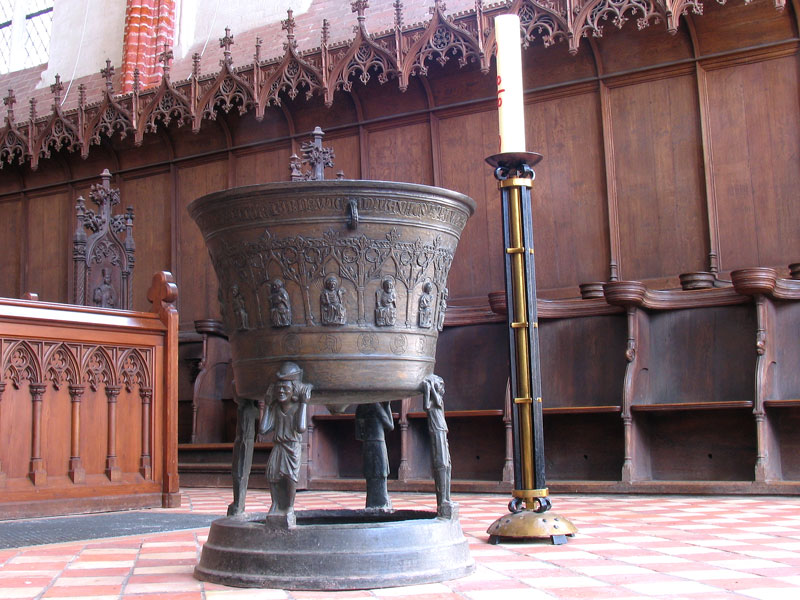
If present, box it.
[397,398,410,482]
[0,382,5,487]
[139,386,153,479]
[29,382,47,485]
[68,385,86,483]
[621,307,639,483]
[105,385,122,481]
[73,197,87,304]
[753,294,780,482]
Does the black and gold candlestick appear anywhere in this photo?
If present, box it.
[485,151,577,545]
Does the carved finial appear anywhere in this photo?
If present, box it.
[352,0,369,21]
[158,44,174,78]
[282,9,297,49]
[255,36,262,63]
[300,126,335,181]
[29,97,37,121]
[3,89,16,124]
[394,0,404,29]
[50,74,64,106]
[431,0,446,14]
[100,168,112,190]
[192,52,200,78]
[101,59,115,93]
[220,26,234,66]
[322,19,330,47]
[133,68,140,93]
[78,84,86,108]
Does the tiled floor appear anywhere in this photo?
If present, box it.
[2,489,800,599]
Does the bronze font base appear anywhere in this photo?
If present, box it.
[195,507,474,590]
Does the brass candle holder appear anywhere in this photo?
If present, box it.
[485,151,577,545]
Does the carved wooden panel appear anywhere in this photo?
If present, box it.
[0,272,180,517]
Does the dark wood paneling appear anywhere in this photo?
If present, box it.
[325,133,362,181]
[359,75,429,121]
[693,0,796,56]
[0,199,22,297]
[233,146,291,186]
[644,305,756,405]
[26,191,70,302]
[611,74,708,280]
[438,108,504,299]
[641,409,756,481]
[596,19,693,74]
[522,43,598,91]
[707,55,800,272]
[540,315,626,408]
[527,90,611,290]
[120,172,172,311]
[366,121,433,184]
[176,160,228,328]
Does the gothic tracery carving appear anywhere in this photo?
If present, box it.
[0,0,785,169]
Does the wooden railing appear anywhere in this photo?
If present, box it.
[0,272,180,518]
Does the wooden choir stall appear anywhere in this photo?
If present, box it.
[0,272,180,518]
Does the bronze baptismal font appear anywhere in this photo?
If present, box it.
[191,128,476,589]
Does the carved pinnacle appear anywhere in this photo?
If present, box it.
[255,37,262,63]
[220,26,234,66]
[158,44,174,78]
[133,68,140,93]
[101,59,115,93]
[322,19,329,47]
[352,0,369,20]
[51,74,64,106]
[29,97,36,121]
[78,84,86,108]
[431,0,446,15]
[282,9,297,49]
[394,1,404,29]
[3,89,15,124]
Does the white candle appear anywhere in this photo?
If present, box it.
[494,14,526,153]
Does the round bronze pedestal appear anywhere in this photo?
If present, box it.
[195,508,475,590]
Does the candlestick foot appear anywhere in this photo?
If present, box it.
[487,510,577,545]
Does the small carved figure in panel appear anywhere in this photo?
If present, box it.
[258,362,312,521]
[418,281,434,328]
[375,276,397,327]
[320,274,346,325]
[93,268,117,308]
[421,373,453,516]
[270,279,292,327]
[436,287,448,332]
[355,401,394,510]
[231,284,250,331]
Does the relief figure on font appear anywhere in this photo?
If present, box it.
[270,279,292,327]
[320,274,346,325]
[375,276,397,327]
